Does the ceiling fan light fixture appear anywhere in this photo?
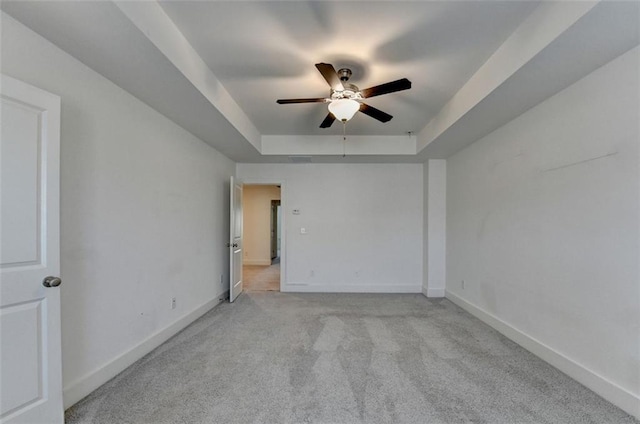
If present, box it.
[328,98,360,122]
[276,63,411,128]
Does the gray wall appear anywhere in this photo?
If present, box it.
[2,13,235,407]
[446,46,639,409]
[238,163,423,293]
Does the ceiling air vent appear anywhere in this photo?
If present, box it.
[289,156,312,164]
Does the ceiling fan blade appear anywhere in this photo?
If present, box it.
[319,113,336,128]
[315,63,344,92]
[361,78,412,99]
[276,98,327,104]
[359,103,393,123]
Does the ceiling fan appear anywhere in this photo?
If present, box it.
[277,63,411,128]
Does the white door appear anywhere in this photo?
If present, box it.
[229,177,243,302]
[0,75,63,423]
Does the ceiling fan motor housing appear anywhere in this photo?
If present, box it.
[331,82,362,101]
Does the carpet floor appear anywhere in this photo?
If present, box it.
[65,293,637,424]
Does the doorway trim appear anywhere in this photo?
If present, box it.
[240,179,286,291]
[270,200,281,260]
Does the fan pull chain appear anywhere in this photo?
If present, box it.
[342,121,347,158]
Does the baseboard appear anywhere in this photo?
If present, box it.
[243,259,272,266]
[62,296,223,409]
[218,289,229,302]
[445,290,640,419]
[422,287,445,298]
[282,283,422,293]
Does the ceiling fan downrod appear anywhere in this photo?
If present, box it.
[337,68,352,82]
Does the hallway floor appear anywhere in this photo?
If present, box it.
[65,293,636,424]
[243,261,280,291]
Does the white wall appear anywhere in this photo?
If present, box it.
[446,46,639,416]
[238,163,423,293]
[243,185,280,265]
[1,13,235,407]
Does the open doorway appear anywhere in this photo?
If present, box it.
[242,185,281,291]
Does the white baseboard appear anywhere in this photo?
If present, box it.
[243,259,272,266]
[63,296,223,409]
[282,283,422,293]
[422,286,445,298]
[445,290,640,419]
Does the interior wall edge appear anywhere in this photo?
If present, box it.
[425,159,447,295]
[445,291,640,419]
[425,288,445,298]
[421,286,429,298]
[62,296,224,409]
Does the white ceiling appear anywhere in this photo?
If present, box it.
[158,1,537,136]
[2,1,638,163]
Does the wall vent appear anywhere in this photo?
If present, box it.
[289,156,313,164]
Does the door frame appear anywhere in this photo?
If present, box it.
[239,179,286,291]
[270,200,281,260]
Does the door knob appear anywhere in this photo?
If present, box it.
[232,243,238,248]
[43,276,62,288]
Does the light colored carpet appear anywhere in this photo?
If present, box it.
[243,263,280,291]
[65,293,638,424]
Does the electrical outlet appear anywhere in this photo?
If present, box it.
[461,280,466,290]
[171,297,176,309]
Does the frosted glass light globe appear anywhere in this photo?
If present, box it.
[328,99,360,121]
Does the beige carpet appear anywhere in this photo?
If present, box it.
[243,262,280,291]
[65,293,637,423]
